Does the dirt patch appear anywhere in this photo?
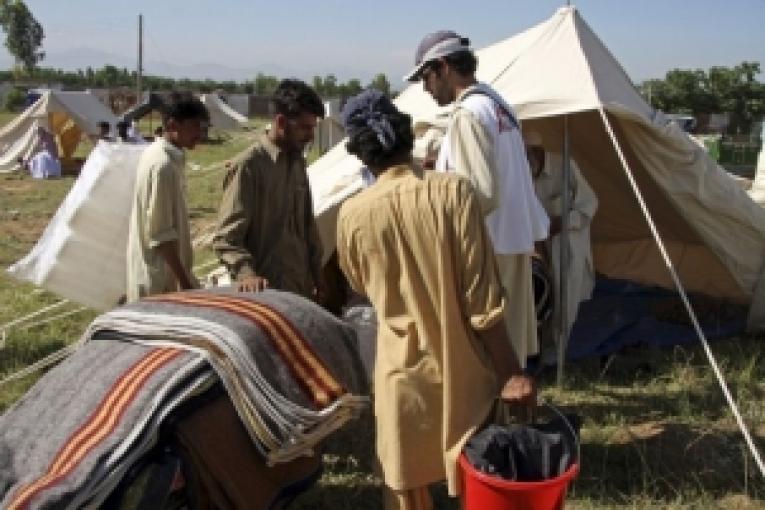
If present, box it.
[0,217,48,243]
[0,179,35,194]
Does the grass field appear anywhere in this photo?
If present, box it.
[0,112,763,509]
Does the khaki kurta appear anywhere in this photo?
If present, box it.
[126,137,195,302]
[534,153,598,338]
[213,134,323,299]
[337,164,505,495]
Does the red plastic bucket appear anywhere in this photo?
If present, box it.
[459,454,579,510]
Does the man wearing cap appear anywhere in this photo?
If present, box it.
[406,31,549,367]
[525,132,598,344]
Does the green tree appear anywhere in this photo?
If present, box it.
[3,86,25,110]
[322,74,338,97]
[641,61,764,132]
[253,72,279,95]
[0,0,44,73]
[368,73,391,96]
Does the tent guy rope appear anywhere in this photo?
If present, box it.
[598,107,765,479]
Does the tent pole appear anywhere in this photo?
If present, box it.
[597,107,765,479]
[137,14,143,106]
[557,115,571,386]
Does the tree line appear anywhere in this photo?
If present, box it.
[0,65,393,98]
[639,62,764,133]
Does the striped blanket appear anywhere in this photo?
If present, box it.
[0,288,368,509]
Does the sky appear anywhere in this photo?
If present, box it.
[1,0,763,87]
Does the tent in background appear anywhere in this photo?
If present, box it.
[200,94,249,130]
[308,6,765,334]
[0,90,119,173]
[7,143,146,309]
[223,93,250,117]
[119,92,165,124]
[314,99,345,155]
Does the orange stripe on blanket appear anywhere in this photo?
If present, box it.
[8,347,182,510]
[160,292,346,403]
[176,293,345,399]
[149,293,345,407]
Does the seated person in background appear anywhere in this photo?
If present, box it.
[336,89,535,509]
[26,148,61,179]
[35,125,58,158]
[21,125,61,178]
[524,131,598,344]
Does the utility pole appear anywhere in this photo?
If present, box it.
[137,14,143,103]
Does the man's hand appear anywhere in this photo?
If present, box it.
[500,374,537,408]
[237,274,269,292]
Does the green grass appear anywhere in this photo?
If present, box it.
[0,111,764,509]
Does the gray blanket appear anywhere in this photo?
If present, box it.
[0,288,369,509]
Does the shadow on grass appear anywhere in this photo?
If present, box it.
[570,422,765,505]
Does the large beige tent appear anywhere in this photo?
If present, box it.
[0,90,119,173]
[308,6,765,330]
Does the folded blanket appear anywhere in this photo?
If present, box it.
[0,339,213,510]
[82,288,369,464]
[0,288,369,509]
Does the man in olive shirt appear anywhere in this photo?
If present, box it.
[213,79,325,300]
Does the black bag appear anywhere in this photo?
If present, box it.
[464,413,581,482]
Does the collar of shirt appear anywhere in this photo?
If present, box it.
[454,83,479,107]
[374,164,414,185]
[260,132,284,164]
[158,136,186,165]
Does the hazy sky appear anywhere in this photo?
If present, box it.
[1,0,763,86]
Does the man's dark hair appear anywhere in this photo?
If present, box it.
[345,107,413,169]
[161,91,210,125]
[431,50,478,77]
[271,79,325,119]
[97,120,110,132]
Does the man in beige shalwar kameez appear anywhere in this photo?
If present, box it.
[336,90,535,510]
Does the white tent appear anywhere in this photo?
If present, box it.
[308,6,765,331]
[0,90,119,172]
[200,94,248,130]
[314,99,346,154]
[224,93,250,117]
[7,143,146,309]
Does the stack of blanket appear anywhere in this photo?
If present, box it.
[0,289,368,509]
